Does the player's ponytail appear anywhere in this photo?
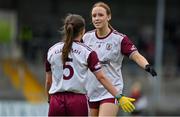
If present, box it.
[62,23,74,65]
[62,14,85,65]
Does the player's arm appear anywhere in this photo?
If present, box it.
[88,51,135,112]
[130,51,157,76]
[121,36,157,77]
[45,59,52,103]
[94,70,119,97]
[130,51,149,69]
[87,51,119,96]
[45,71,52,103]
[94,70,135,113]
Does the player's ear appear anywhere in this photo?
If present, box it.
[107,15,111,21]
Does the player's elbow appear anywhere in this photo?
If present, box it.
[46,80,52,86]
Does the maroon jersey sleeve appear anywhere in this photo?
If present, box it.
[45,59,51,72]
[87,51,101,72]
[121,36,137,57]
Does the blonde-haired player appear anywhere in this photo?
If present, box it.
[83,2,157,116]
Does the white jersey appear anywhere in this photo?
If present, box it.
[83,29,137,101]
[46,41,101,94]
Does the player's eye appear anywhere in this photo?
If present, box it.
[92,14,96,18]
[98,13,104,17]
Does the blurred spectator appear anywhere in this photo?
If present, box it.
[18,25,33,61]
[130,82,148,116]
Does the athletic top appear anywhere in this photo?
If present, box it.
[82,29,137,101]
[45,41,101,94]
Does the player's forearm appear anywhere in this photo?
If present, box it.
[45,72,52,102]
[45,82,51,96]
[130,51,149,69]
[95,71,119,96]
[99,78,119,96]
[45,80,52,103]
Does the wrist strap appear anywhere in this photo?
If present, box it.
[115,94,124,99]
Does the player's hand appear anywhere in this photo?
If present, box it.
[145,64,157,77]
[115,94,136,113]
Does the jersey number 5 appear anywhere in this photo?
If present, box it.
[63,64,74,80]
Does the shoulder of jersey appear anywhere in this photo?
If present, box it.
[83,29,95,41]
[48,42,63,52]
[112,30,126,38]
[84,30,96,37]
[75,42,93,51]
[85,29,96,34]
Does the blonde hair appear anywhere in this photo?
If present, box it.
[92,2,111,17]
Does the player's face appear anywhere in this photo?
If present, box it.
[91,7,110,29]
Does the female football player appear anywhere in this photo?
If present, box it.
[83,2,157,116]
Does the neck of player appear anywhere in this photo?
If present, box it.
[96,26,111,38]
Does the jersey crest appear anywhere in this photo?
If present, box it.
[106,43,112,50]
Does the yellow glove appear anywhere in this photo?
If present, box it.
[115,94,136,113]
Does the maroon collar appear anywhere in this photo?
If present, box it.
[95,28,113,39]
[73,40,80,42]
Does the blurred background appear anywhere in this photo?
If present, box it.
[0,0,180,116]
